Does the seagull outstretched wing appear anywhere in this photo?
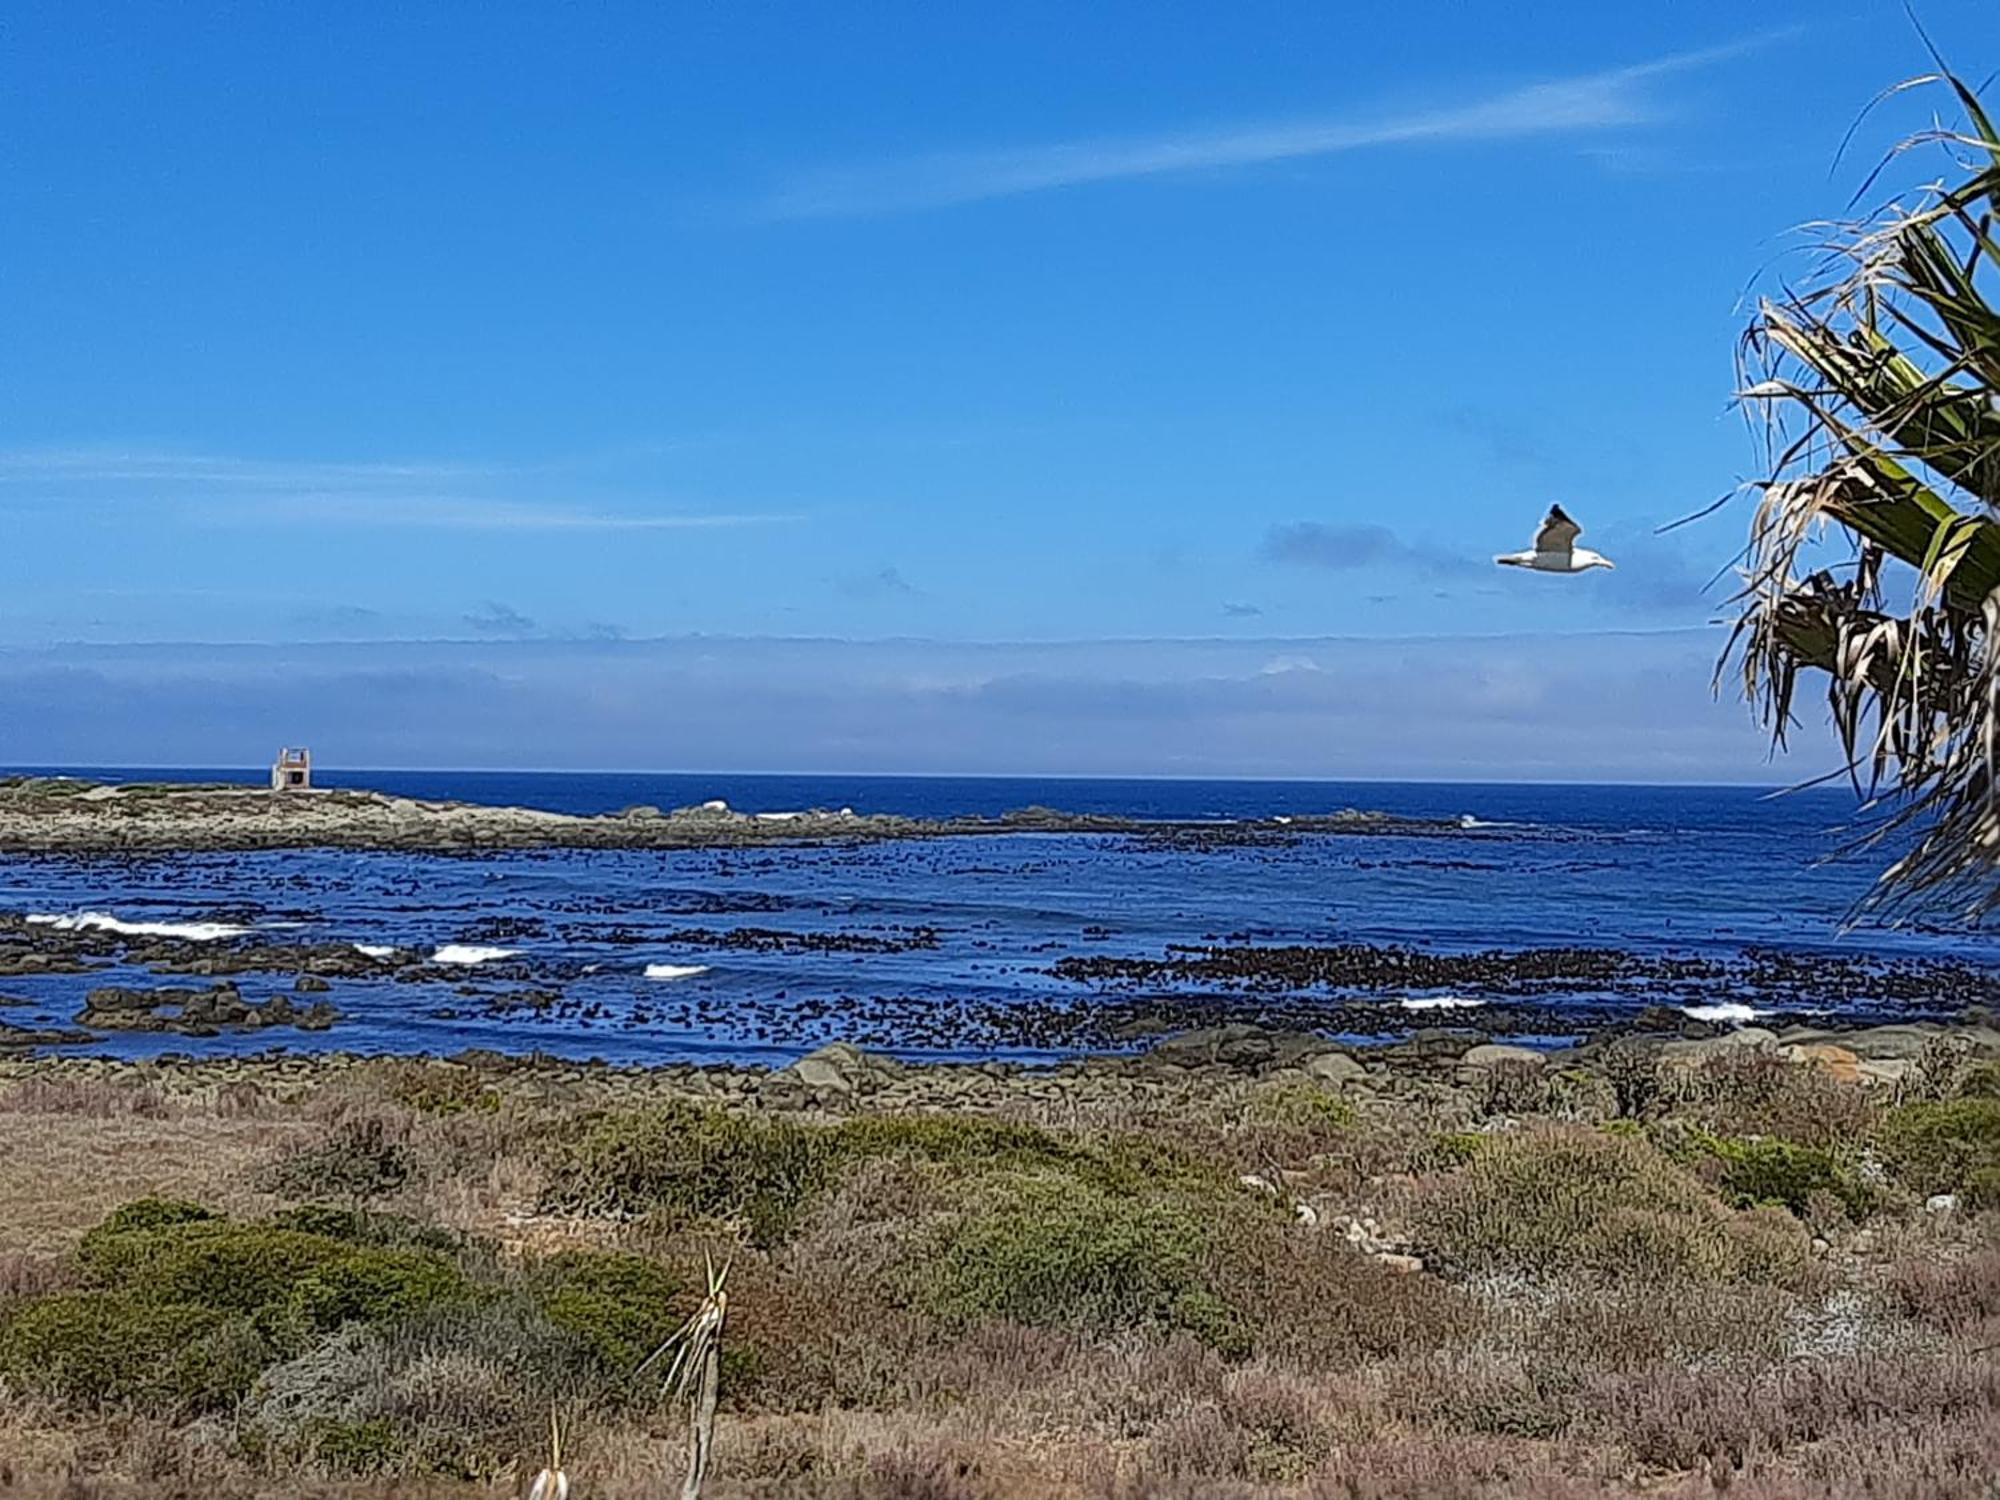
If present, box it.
[1533,505,1581,554]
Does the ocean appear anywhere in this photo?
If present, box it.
[2,768,1995,1066]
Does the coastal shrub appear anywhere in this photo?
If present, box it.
[1882,1245,2000,1334]
[268,1203,465,1254]
[263,1116,414,1201]
[73,1203,467,1345]
[1958,1061,2000,1099]
[1600,1043,1665,1119]
[79,1218,356,1312]
[0,1291,268,1412]
[542,1104,1213,1246]
[91,1196,218,1235]
[1238,1081,1358,1157]
[1682,1132,1873,1219]
[1418,1130,1492,1171]
[530,1249,684,1373]
[542,1102,832,1243]
[914,1169,1247,1353]
[370,1058,501,1116]
[1411,1125,1812,1285]
[1221,1223,1468,1368]
[245,1301,603,1478]
[1668,1048,1876,1147]
[1477,1059,1558,1120]
[829,1113,1081,1171]
[276,1245,467,1341]
[1878,1097,2000,1205]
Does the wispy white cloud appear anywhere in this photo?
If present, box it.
[758,31,1793,219]
[0,447,799,532]
[192,494,797,531]
[0,448,495,487]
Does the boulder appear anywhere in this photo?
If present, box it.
[1144,1024,1336,1072]
[789,1041,896,1094]
[1302,1051,1369,1088]
[1659,1028,1778,1065]
[1782,1042,1863,1083]
[1833,1025,1949,1061]
[1458,1043,1546,1070]
[1377,1028,1487,1068]
[1856,1057,1913,1088]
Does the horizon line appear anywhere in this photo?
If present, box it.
[2,761,1825,794]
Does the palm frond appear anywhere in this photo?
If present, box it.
[1728,64,2000,922]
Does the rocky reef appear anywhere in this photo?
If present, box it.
[0,775,1463,853]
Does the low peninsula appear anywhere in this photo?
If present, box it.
[0,775,1465,853]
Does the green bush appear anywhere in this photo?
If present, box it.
[90,1197,218,1235]
[1687,1133,1873,1218]
[1878,1097,2000,1204]
[542,1103,832,1244]
[295,1417,407,1473]
[80,1220,356,1312]
[278,1247,468,1340]
[916,1170,1247,1352]
[1248,1088,1360,1136]
[74,1204,467,1345]
[531,1250,683,1373]
[1412,1126,1812,1285]
[543,1104,1230,1247]
[268,1204,464,1254]
[0,1291,268,1412]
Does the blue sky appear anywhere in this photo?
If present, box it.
[5,2,1997,775]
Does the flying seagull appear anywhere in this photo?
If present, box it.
[1495,505,1614,573]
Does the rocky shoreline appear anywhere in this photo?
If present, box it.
[0,775,1467,853]
[3,1014,1996,1117]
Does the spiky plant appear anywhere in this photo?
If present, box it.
[636,1253,729,1500]
[527,1404,570,1500]
[1727,60,2000,922]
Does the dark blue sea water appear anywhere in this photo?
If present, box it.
[2,768,1994,1066]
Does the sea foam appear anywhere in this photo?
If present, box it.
[645,963,712,981]
[1683,1002,1767,1025]
[431,944,519,966]
[353,943,398,959]
[1400,995,1486,1011]
[27,911,249,942]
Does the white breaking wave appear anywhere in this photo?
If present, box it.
[353,944,398,959]
[1457,815,1520,830]
[1400,995,1486,1011]
[645,963,712,981]
[431,944,519,966]
[1683,1002,1767,1024]
[27,911,249,942]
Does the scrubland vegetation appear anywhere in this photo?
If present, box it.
[0,1038,1995,1498]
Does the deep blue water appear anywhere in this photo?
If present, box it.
[1,768,1993,1066]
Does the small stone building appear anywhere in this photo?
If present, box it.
[271,747,312,791]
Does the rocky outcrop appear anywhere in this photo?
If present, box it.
[77,983,339,1036]
[0,777,1461,854]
